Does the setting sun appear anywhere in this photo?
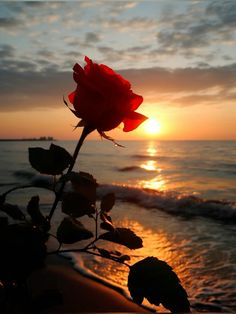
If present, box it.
[144,118,161,135]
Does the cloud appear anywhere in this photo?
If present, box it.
[95,16,157,32]
[120,63,236,107]
[97,45,152,65]
[23,2,47,7]
[37,49,55,59]
[0,67,71,111]
[0,2,62,33]
[0,60,235,112]
[156,0,236,59]
[206,0,236,26]
[120,63,236,93]
[0,44,15,58]
[0,17,21,29]
[85,32,100,43]
[105,1,137,16]
[0,59,37,72]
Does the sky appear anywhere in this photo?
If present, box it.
[0,0,236,140]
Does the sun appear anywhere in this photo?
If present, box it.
[144,118,161,135]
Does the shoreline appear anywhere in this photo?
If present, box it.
[25,254,151,313]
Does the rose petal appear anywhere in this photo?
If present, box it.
[84,56,91,64]
[68,91,75,104]
[123,112,148,132]
[100,64,115,76]
[129,94,143,111]
[84,56,93,74]
[73,63,85,84]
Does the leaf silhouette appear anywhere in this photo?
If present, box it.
[100,212,114,231]
[57,217,93,244]
[0,203,25,220]
[63,171,98,202]
[99,228,143,250]
[0,216,8,228]
[0,223,47,284]
[29,144,72,175]
[27,196,50,231]
[0,194,6,206]
[128,257,190,313]
[117,254,130,262]
[62,192,95,217]
[100,193,115,212]
[97,248,111,258]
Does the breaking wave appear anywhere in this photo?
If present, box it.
[97,184,236,223]
[29,174,236,223]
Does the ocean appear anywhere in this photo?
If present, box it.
[0,139,236,312]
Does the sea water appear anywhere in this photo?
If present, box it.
[0,139,236,312]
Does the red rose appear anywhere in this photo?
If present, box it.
[68,56,147,133]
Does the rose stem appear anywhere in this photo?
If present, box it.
[47,125,94,222]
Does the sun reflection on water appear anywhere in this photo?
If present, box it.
[89,217,191,312]
[147,146,157,157]
[138,143,167,191]
[140,176,166,191]
[146,141,159,156]
[140,160,159,171]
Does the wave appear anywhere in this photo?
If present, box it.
[132,154,174,161]
[61,252,128,295]
[30,174,236,223]
[13,170,36,180]
[97,184,236,223]
[117,166,155,173]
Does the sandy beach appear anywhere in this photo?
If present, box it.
[25,254,150,313]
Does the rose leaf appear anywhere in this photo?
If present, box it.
[100,193,115,212]
[62,192,95,217]
[100,212,114,231]
[0,203,25,220]
[97,248,111,258]
[57,217,93,244]
[128,257,190,312]
[62,171,97,202]
[27,196,50,231]
[99,227,143,250]
[0,216,8,228]
[28,144,72,175]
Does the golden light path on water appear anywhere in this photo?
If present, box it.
[137,142,192,193]
[83,205,193,312]
[139,145,166,191]
[71,141,236,312]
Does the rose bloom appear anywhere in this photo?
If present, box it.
[68,56,147,134]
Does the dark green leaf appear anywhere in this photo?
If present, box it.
[28,144,72,175]
[62,171,97,202]
[97,248,111,258]
[27,196,50,231]
[128,257,190,312]
[0,203,25,220]
[100,193,115,212]
[99,228,143,250]
[62,192,95,217]
[57,217,93,244]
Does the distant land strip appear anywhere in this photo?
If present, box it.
[0,136,55,142]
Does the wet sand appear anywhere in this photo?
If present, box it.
[27,254,150,313]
